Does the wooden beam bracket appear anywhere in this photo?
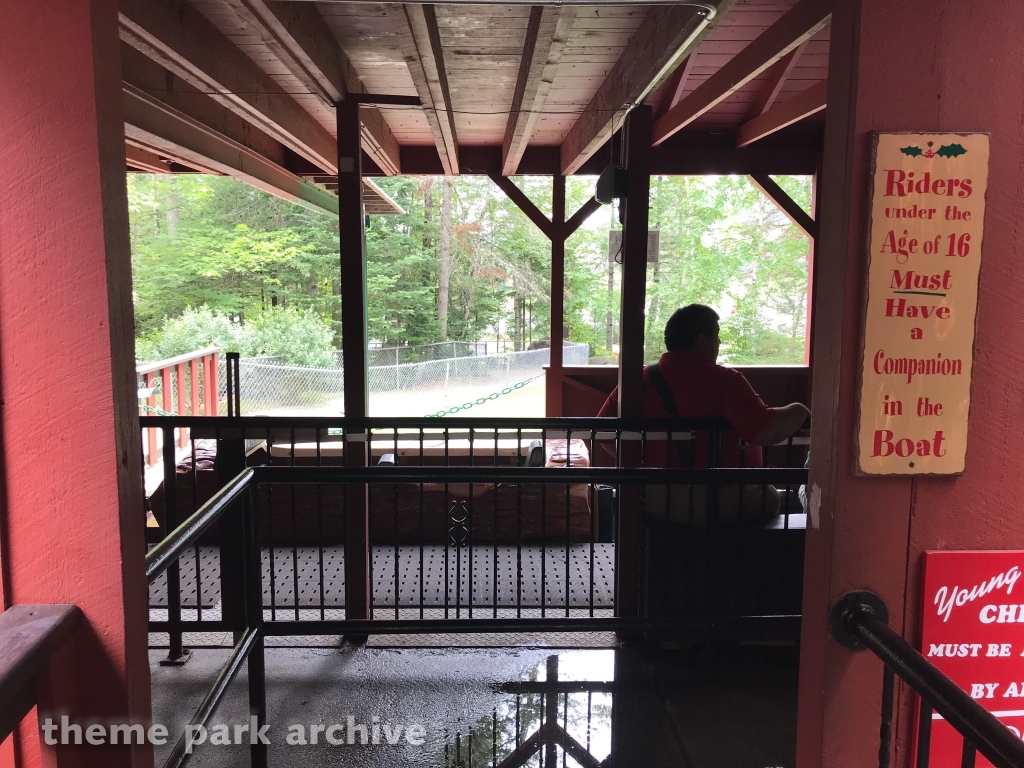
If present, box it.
[652,0,832,146]
[488,173,555,240]
[748,172,817,239]
[563,197,602,240]
[736,80,827,148]
[559,3,724,175]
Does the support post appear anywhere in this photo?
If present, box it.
[546,176,566,416]
[337,99,371,625]
[218,356,248,638]
[615,106,652,620]
[797,4,1024,767]
[0,0,151,763]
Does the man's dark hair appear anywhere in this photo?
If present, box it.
[664,304,720,351]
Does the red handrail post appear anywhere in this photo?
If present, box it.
[211,350,220,416]
[176,362,188,447]
[161,367,173,465]
[189,358,199,416]
[202,354,213,416]
[146,372,158,467]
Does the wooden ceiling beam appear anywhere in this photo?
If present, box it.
[652,0,832,146]
[123,83,339,215]
[125,143,172,174]
[119,0,338,173]
[745,42,807,120]
[501,6,576,176]
[559,2,725,176]
[736,80,827,147]
[559,3,729,176]
[121,44,289,168]
[217,0,401,175]
[392,3,460,175]
[395,138,821,177]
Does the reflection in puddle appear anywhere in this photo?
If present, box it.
[441,651,613,767]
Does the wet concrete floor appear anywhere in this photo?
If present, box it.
[150,640,798,768]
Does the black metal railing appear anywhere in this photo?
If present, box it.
[141,415,808,656]
[143,415,808,768]
[830,591,1024,768]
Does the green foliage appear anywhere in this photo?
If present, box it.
[128,172,810,368]
[642,175,812,365]
[137,306,335,367]
[136,305,242,360]
[243,307,337,367]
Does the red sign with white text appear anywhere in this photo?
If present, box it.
[920,551,1024,766]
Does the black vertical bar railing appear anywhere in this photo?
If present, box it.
[245,481,268,768]
[160,425,188,665]
[143,415,807,643]
[830,591,1024,768]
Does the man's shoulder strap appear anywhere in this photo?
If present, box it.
[647,362,694,467]
[647,362,679,418]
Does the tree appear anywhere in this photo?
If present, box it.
[137,305,336,367]
[128,172,811,367]
[437,177,453,339]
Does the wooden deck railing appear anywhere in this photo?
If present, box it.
[0,605,81,746]
[138,347,220,466]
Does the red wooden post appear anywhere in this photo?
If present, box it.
[176,362,187,447]
[210,350,219,416]
[146,372,159,467]
[161,366,173,465]
[201,353,216,416]
[546,175,566,416]
[189,357,199,416]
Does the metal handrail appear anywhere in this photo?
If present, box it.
[830,591,1024,768]
[144,462,808,586]
[250,465,808,485]
[161,627,262,768]
[147,440,808,768]
[145,467,254,584]
[139,414,744,430]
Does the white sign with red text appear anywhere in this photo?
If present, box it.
[856,133,989,474]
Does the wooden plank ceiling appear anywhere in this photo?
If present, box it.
[119,0,830,209]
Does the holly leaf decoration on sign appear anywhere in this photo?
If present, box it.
[936,143,967,158]
[900,146,923,157]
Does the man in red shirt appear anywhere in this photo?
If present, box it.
[597,304,809,523]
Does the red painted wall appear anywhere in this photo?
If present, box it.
[0,1,150,766]
[798,2,1024,766]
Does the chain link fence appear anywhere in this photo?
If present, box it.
[364,340,518,367]
[233,342,589,415]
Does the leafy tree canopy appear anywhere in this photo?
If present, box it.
[127,172,810,367]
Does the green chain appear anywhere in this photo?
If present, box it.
[139,402,176,416]
[427,374,543,417]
